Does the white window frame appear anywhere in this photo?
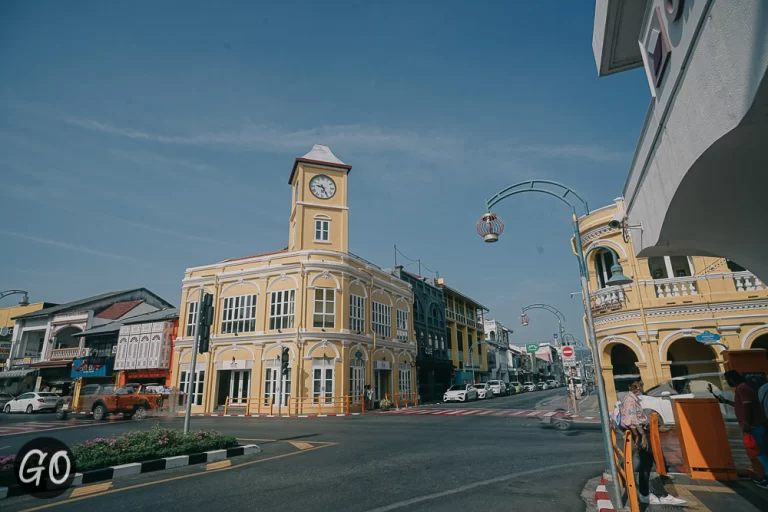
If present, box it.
[221,294,258,334]
[312,357,335,404]
[349,294,365,333]
[398,362,412,397]
[396,309,409,341]
[186,301,199,337]
[428,334,433,347]
[314,216,330,242]
[264,358,291,407]
[180,367,205,406]
[270,289,296,330]
[350,358,365,404]
[313,288,335,328]
[372,301,391,338]
[440,336,445,350]
[596,250,615,288]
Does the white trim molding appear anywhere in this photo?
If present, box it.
[221,279,261,296]
[214,344,256,361]
[741,324,768,349]
[305,339,342,360]
[261,341,297,361]
[585,239,629,260]
[266,273,300,292]
[372,346,395,361]
[308,270,342,290]
[658,329,723,361]
[598,335,646,363]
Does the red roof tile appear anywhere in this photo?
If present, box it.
[96,300,144,320]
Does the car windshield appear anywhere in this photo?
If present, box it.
[511,382,520,386]
[37,392,58,397]
[524,382,534,386]
[116,385,139,395]
[448,385,466,391]
[488,381,498,385]
[475,384,486,388]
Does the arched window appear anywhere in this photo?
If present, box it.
[490,331,496,342]
[594,250,615,289]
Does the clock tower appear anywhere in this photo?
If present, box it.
[288,145,352,253]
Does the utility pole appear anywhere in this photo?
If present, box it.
[183,292,213,434]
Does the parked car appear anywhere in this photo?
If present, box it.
[536,382,549,391]
[546,379,559,388]
[636,373,734,426]
[475,383,494,400]
[3,392,62,414]
[58,383,163,421]
[443,384,478,402]
[486,380,508,396]
[523,381,536,392]
[0,392,14,411]
[508,382,523,394]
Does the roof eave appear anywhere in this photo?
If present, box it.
[593,0,647,77]
[288,158,353,184]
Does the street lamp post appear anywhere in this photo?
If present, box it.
[467,340,489,383]
[520,303,566,383]
[478,180,632,507]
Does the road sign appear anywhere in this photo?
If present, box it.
[525,343,539,353]
[695,330,721,343]
[553,333,558,339]
[562,346,575,358]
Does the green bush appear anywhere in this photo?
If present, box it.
[72,425,239,472]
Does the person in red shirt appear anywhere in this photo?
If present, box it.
[711,370,768,489]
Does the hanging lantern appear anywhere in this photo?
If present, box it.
[476,212,504,243]
[520,313,530,326]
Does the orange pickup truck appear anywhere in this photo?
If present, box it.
[56,383,163,420]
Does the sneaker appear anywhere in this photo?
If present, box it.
[755,477,768,489]
[638,493,657,504]
[657,494,688,506]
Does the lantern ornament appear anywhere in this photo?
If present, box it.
[477,212,504,243]
[520,313,530,326]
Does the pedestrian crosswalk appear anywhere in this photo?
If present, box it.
[0,419,96,437]
[375,407,599,420]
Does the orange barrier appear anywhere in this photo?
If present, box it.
[223,396,274,416]
[288,395,365,416]
[393,392,418,409]
[649,412,666,477]
[610,425,640,512]
[672,398,737,480]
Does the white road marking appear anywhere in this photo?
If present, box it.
[362,460,605,512]
[542,412,557,417]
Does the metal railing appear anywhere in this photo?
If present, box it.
[610,425,640,512]
[222,396,274,416]
[391,392,418,409]
[49,347,83,360]
[287,395,365,416]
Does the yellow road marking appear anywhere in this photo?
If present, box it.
[288,441,314,450]
[20,443,337,512]
[237,438,334,446]
[206,459,232,471]
[69,482,113,498]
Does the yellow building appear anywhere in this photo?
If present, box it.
[171,145,416,414]
[439,280,489,383]
[0,299,50,369]
[577,199,768,404]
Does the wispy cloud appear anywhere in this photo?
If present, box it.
[0,229,142,263]
[505,144,628,162]
[110,149,218,174]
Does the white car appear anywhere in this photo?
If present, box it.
[536,382,549,391]
[636,373,735,426]
[486,380,508,396]
[3,392,62,414]
[475,383,494,400]
[546,380,559,388]
[443,384,478,402]
[523,381,536,392]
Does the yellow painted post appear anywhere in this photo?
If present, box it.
[345,395,349,416]
[223,396,229,415]
[245,398,251,416]
[269,396,274,416]
[319,395,323,416]
[361,394,365,415]
[624,431,640,512]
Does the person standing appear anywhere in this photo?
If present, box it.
[711,370,768,488]
[620,378,687,506]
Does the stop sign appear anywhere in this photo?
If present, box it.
[562,346,575,358]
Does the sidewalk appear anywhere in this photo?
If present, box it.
[588,472,768,512]
[536,391,599,413]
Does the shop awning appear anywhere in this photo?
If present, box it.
[29,361,72,369]
[0,369,37,379]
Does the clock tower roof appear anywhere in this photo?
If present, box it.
[289,144,352,184]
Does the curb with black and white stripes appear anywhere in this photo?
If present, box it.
[595,476,614,512]
[0,444,260,500]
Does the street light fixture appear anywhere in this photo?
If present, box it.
[519,313,529,326]
[0,290,30,306]
[477,179,633,506]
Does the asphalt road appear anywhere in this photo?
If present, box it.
[1,389,606,511]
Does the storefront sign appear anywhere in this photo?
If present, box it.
[373,360,391,370]
[71,357,114,378]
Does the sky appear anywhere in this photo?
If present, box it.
[0,1,651,344]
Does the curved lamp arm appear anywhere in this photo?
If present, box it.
[521,303,565,324]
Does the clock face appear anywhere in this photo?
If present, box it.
[309,175,336,199]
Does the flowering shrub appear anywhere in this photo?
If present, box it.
[0,455,15,473]
[379,398,392,411]
[72,425,238,472]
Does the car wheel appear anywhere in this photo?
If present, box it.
[554,421,571,431]
[92,404,107,421]
[133,405,147,420]
[55,405,68,420]
[4,404,11,413]
[25,404,33,414]
[462,395,467,402]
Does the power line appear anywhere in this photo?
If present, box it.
[394,245,439,278]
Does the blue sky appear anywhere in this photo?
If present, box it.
[0,1,650,343]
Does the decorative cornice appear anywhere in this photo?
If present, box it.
[594,300,768,327]
[580,225,619,245]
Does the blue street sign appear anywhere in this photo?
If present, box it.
[553,333,558,339]
[695,330,721,343]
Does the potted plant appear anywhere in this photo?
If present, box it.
[379,398,392,411]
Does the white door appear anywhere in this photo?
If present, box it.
[230,370,250,403]
[350,360,365,404]
[375,371,391,401]
[313,358,334,404]
[265,365,291,407]
[14,393,33,412]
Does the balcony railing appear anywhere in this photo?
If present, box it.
[446,310,455,321]
[732,271,765,291]
[12,356,41,366]
[652,277,698,298]
[50,347,83,360]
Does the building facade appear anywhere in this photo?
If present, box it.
[592,0,768,283]
[171,145,417,414]
[390,267,451,403]
[483,317,511,383]
[0,300,53,370]
[578,199,768,404]
[439,279,488,384]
